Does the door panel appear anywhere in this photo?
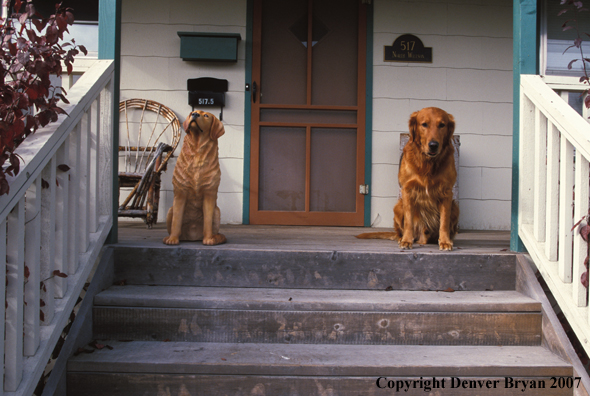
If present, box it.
[311,0,359,106]
[260,1,307,105]
[310,128,357,212]
[259,127,307,211]
[250,0,366,226]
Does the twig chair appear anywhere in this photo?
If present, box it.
[118,99,181,228]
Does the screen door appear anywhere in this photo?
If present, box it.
[250,0,367,226]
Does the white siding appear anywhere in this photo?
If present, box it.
[371,0,513,230]
[120,0,513,230]
[120,0,247,224]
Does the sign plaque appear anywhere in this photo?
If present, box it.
[384,34,432,63]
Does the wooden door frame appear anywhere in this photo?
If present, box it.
[242,0,373,226]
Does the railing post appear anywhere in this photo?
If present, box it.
[545,121,560,261]
[55,144,70,298]
[40,158,57,325]
[5,199,25,391]
[89,98,101,232]
[574,153,589,306]
[100,79,115,219]
[68,125,81,274]
[559,136,574,283]
[24,177,42,356]
[519,90,535,228]
[533,108,547,242]
[79,112,91,253]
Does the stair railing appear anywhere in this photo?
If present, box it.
[0,59,115,395]
[519,73,590,356]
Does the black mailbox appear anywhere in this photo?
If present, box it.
[187,77,228,120]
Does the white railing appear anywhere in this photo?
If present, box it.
[0,59,115,396]
[519,74,590,356]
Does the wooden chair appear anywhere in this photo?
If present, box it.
[118,99,181,228]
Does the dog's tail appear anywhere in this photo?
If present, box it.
[355,232,398,241]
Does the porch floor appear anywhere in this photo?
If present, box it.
[116,222,512,255]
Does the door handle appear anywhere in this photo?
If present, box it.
[252,81,257,103]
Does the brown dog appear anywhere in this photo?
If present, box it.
[357,107,459,250]
[163,110,227,245]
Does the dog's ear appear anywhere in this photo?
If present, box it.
[445,113,456,146]
[447,113,455,135]
[183,113,194,132]
[408,111,419,144]
[210,115,225,140]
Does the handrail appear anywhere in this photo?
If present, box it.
[519,73,590,356]
[0,59,115,396]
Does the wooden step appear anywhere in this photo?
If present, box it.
[66,374,578,396]
[67,342,573,396]
[113,246,517,290]
[94,286,542,312]
[92,287,542,346]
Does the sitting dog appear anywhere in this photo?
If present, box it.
[163,110,226,245]
[357,107,459,250]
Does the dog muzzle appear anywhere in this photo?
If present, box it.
[190,113,203,133]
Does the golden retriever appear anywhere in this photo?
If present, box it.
[163,110,226,246]
[357,107,459,250]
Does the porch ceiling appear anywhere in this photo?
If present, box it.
[116,222,511,255]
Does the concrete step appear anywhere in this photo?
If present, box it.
[92,287,542,346]
[67,342,573,396]
[113,246,517,290]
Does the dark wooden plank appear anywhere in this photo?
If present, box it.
[94,286,542,312]
[115,224,512,254]
[113,247,517,291]
[67,342,572,378]
[67,373,574,396]
[93,307,542,346]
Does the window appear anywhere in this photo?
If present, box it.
[9,0,98,22]
[8,0,100,56]
[541,0,590,76]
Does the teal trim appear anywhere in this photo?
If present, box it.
[364,4,373,227]
[511,0,538,252]
[99,0,121,243]
[98,0,117,60]
[242,0,253,225]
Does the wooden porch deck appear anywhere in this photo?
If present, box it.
[116,222,512,255]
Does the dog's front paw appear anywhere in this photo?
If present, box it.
[203,234,227,246]
[399,239,413,249]
[439,240,453,251]
[163,236,180,245]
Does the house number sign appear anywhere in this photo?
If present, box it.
[188,91,225,107]
[384,34,432,63]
